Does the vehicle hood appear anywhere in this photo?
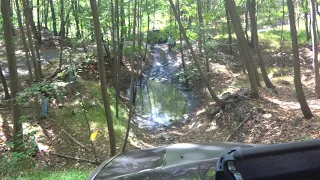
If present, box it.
[88,142,255,180]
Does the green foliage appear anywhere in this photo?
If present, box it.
[52,80,128,146]
[0,131,38,175]
[16,81,64,106]
[3,169,90,180]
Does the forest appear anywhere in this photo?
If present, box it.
[1,0,320,178]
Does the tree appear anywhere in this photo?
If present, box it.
[59,0,65,69]
[123,0,137,152]
[1,0,22,151]
[14,0,33,82]
[169,0,225,107]
[225,0,259,97]
[49,0,58,35]
[248,0,275,89]
[89,0,117,156]
[310,0,320,98]
[0,65,10,99]
[287,0,313,119]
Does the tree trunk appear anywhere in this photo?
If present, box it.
[123,0,137,153]
[49,0,58,35]
[22,0,42,120]
[115,0,121,118]
[310,0,320,98]
[0,65,10,99]
[177,0,189,88]
[37,0,41,42]
[225,0,259,97]
[304,0,311,41]
[72,0,81,38]
[244,4,250,45]
[22,0,41,81]
[89,0,117,156]
[287,0,313,119]
[44,0,49,28]
[26,0,42,78]
[169,0,225,107]
[119,0,125,61]
[248,0,275,89]
[1,0,22,151]
[225,4,232,54]
[59,0,65,69]
[15,0,33,82]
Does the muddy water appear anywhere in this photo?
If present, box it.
[132,44,198,132]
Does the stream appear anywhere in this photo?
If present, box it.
[130,44,198,132]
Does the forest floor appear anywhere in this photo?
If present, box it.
[132,40,320,148]
[1,33,320,177]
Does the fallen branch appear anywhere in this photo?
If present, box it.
[44,66,68,80]
[225,117,250,142]
[49,152,99,165]
[61,129,91,152]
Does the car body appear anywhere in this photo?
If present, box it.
[88,142,255,180]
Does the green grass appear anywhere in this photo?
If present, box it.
[52,80,128,146]
[4,169,91,180]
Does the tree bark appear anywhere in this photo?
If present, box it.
[59,0,65,70]
[169,0,225,107]
[26,0,42,78]
[123,0,137,153]
[225,4,232,54]
[287,0,313,119]
[72,0,81,38]
[89,0,117,156]
[49,0,58,35]
[225,0,259,97]
[1,0,22,151]
[0,65,10,99]
[310,0,320,98]
[303,0,311,41]
[15,0,33,82]
[248,0,275,89]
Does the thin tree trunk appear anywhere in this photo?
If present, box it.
[287,0,313,119]
[37,0,41,42]
[49,0,58,35]
[169,0,225,107]
[89,0,117,156]
[59,0,65,70]
[26,0,42,78]
[72,0,81,38]
[123,0,137,153]
[15,0,33,81]
[0,65,10,99]
[226,4,232,55]
[310,0,320,98]
[1,0,22,151]
[304,0,311,41]
[22,0,41,81]
[225,0,259,97]
[115,0,120,118]
[248,0,275,89]
[44,0,49,28]
[177,0,189,88]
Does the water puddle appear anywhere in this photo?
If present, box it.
[130,44,198,131]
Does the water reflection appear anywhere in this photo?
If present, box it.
[135,79,189,129]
